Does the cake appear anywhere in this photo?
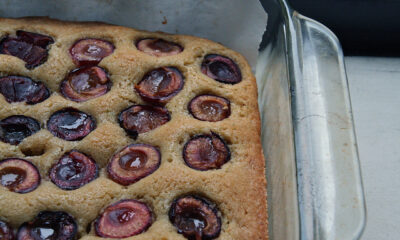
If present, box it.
[0,17,268,240]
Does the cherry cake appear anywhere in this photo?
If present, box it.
[0,18,267,240]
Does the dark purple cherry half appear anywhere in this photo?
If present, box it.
[17,211,77,240]
[0,158,40,194]
[61,66,111,102]
[16,31,54,49]
[107,144,160,186]
[118,105,170,138]
[0,30,54,69]
[188,95,231,122]
[135,67,184,104]
[169,195,221,240]
[136,38,183,57]
[0,39,46,69]
[49,150,98,190]
[201,54,241,84]
[47,108,96,141]
[0,115,40,145]
[0,76,50,104]
[95,199,153,238]
[183,133,230,171]
[0,220,14,240]
[70,38,114,66]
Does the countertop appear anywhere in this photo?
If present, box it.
[344,56,400,240]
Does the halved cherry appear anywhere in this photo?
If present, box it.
[60,66,111,102]
[107,144,160,186]
[188,95,231,122]
[201,54,241,84]
[0,31,53,69]
[16,31,54,49]
[118,105,170,139]
[0,158,40,194]
[0,38,34,60]
[0,220,14,240]
[0,115,40,145]
[69,38,114,66]
[183,133,230,171]
[0,76,50,104]
[47,108,96,141]
[0,39,47,69]
[95,199,153,238]
[135,67,184,104]
[49,150,98,190]
[136,38,183,57]
[169,195,221,240]
[17,211,77,240]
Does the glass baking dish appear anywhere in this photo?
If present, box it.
[0,0,365,239]
[257,0,366,239]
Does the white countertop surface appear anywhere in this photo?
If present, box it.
[344,57,400,240]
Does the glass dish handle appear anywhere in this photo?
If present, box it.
[288,11,366,240]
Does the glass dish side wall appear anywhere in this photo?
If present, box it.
[258,0,366,239]
[257,16,300,240]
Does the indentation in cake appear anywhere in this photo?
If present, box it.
[201,54,242,84]
[0,115,40,145]
[0,220,14,240]
[69,38,114,66]
[0,158,40,193]
[169,195,222,240]
[136,38,183,57]
[183,132,230,171]
[49,150,99,190]
[61,66,111,102]
[0,30,54,69]
[188,94,231,122]
[135,67,184,104]
[47,108,96,141]
[95,199,153,238]
[17,211,77,240]
[21,146,46,157]
[0,75,50,104]
[107,144,161,186]
[118,105,170,139]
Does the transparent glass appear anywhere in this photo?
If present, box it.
[257,0,366,239]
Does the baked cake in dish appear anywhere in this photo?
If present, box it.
[0,17,268,240]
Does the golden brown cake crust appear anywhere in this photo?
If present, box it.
[0,17,268,239]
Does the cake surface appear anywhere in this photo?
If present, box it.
[0,17,268,239]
